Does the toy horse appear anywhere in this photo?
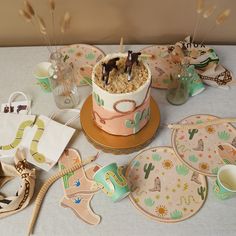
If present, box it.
[124,50,141,81]
[102,57,119,85]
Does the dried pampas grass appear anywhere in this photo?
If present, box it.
[216,9,231,25]
[196,0,204,14]
[19,9,32,22]
[61,12,71,33]
[24,0,35,16]
[37,15,47,35]
[203,5,216,19]
[49,0,55,11]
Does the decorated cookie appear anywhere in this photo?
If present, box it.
[59,149,101,225]
[126,147,207,223]
[172,115,236,176]
[59,44,105,86]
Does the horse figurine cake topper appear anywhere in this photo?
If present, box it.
[125,50,141,81]
[102,57,119,85]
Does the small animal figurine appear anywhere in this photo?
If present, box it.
[102,57,119,85]
[124,50,141,81]
[17,105,27,114]
[149,176,161,192]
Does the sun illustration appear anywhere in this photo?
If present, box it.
[199,162,209,171]
[205,126,215,134]
[162,160,173,169]
[155,205,168,217]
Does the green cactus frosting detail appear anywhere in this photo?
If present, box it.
[60,164,74,189]
[176,165,189,176]
[188,129,198,140]
[85,53,95,60]
[93,92,104,106]
[143,163,155,179]
[152,153,162,162]
[189,155,198,163]
[170,210,183,219]
[144,198,155,207]
[218,131,230,141]
[197,186,206,200]
[125,108,150,133]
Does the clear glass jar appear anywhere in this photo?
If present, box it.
[49,52,79,109]
[166,62,192,105]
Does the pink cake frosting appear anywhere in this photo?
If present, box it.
[92,53,151,136]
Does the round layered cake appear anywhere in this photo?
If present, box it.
[92,52,151,136]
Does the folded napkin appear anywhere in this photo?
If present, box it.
[172,36,235,89]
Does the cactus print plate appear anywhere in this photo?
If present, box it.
[172,115,236,176]
[59,44,105,86]
[126,147,207,223]
[140,45,179,89]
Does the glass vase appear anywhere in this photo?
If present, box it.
[166,64,192,105]
[49,52,79,109]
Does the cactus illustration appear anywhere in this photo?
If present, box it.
[93,92,104,106]
[176,164,189,176]
[144,198,155,207]
[212,167,219,175]
[218,131,230,141]
[85,53,95,60]
[60,164,74,189]
[152,153,162,162]
[143,163,155,179]
[63,54,70,62]
[188,129,198,140]
[170,210,183,220]
[125,108,150,133]
[197,186,206,200]
[189,155,198,163]
[133,160,141,168]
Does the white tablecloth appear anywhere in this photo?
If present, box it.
[0,45,236,236]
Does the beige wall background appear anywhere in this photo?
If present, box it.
[0,0,235,46]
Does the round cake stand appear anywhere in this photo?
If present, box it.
[80,95,160,154]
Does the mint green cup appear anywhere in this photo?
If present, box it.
[93,163,130,202]
[213,165,236,200]
[33,62,52,93]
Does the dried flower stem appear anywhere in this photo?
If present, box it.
[119,37,124,53]
[200,8,231,45]
[192,0,205,43]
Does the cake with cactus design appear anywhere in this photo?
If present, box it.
[91,51,151,136]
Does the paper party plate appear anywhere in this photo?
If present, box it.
[140,45,179,89]
[126,147,207,223]
[59,44,105,86]
[140,44,219,89]
[172,115,236,176]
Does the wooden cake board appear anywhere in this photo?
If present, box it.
[80,95,160,154]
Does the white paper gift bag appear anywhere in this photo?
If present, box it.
[0,91,35,158]
[22,110,79,171]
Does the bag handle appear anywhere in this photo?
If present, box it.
[50,109,80,126]
[7,91,31,114]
